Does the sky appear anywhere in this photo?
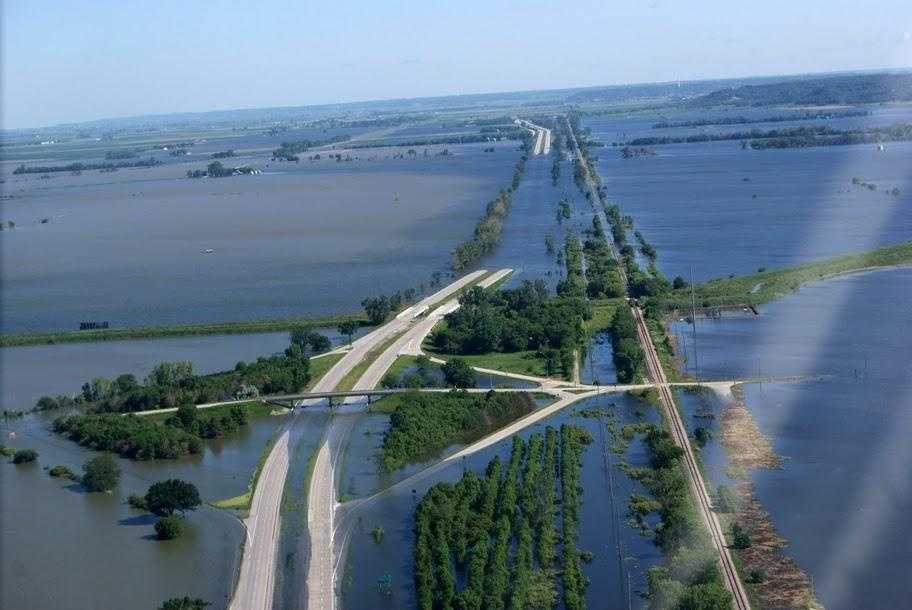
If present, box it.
[3,0,911,129]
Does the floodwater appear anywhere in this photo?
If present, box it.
[1,141,521,333]
[581,331,618,385]
[671,268,912,610]
[584,107,912,282]
[481,150,589,290]
[0,326,362,413]
[0,408,285,610]
[337,392,664,610]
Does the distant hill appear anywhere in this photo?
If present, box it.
[691,73,912,107]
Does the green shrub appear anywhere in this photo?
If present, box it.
[12,449,38,464]
[48,465,78,480]
[155,515,184,540]
[159,597,210,610]
[82,454,121,492]
[127,493,148,511]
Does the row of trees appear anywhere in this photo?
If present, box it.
[13,158,161,174]
[271,135,351,161]
[53,403,253,460]
[413,425,590,609]
[39,332,323,415]
[621,425,733,609]
[186,160,255,178]
[451,136,531,271]
[380,390,535,472]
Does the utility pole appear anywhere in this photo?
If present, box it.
[690,266,700,380]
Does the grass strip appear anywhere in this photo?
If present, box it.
[1,314,366,348]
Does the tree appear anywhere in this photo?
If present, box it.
[82,454,121,492]
[12,449,38,464]
[361,295,392,325]
[730,522,752,549]
[146,361,193,389]
[175,403,198,430]
[673,275,688,290]
[145,479,201,516]
[442,358,476,388]
[159,597,210,610]
[337,320,359,346]
[289,329,331,355]
[155,515,184,540]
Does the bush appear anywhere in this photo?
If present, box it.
[730,522,752,549]
[82,454,121,492]
[714,485,741,513]
[441,358,476,388]
[159,597,210,610]
[0,443,13,457]
[48,465,78,480]
[155,515,184,540]
[12,449,38,464]
[127,493,148,511]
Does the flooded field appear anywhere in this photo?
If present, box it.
[670,268,912,609]
[0,327,364,412]
[336,392,664,610]
[0,408,285,610]
[1,140,521,333]
[584,107,912,282]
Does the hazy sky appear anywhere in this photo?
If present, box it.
[3,0,911,128]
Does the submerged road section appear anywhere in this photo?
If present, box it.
[229,269,489,610]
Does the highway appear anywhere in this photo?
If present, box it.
[229,269,489,610]
[303,268,512,609]
[515,118,552,155]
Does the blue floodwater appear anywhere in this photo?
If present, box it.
[1,141,521,333]
[671,268,912,610]
[339,393,663,610]
[584,107,912,283]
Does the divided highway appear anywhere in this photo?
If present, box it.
[515,118,552,155]
[229,269,489,610]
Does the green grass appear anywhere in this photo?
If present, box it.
[1,314,367,347]
[306,352,345,390]
[211,432,278,511]
[367,393,410,414]
[383,354,421,381]
[146,400,276,422]
[335,330,407,391]
[425,347,553,378]
[586,298,623,333]
[657,240,912,310]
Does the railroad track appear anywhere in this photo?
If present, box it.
[565,113,750,609]
[632,305,751,610]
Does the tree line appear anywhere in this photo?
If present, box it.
[52,403,254,460]
[380,390,536,472]
[431,281,589,379]
[13,158,161,174]
[623,424,732,609]
[413,425,591,609]
[451,135,532,271]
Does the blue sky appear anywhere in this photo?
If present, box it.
[3,0,911,128]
